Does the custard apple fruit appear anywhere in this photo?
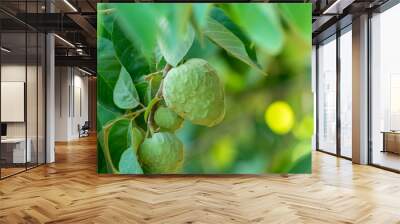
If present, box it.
[163,58,225,127]
[138,132,183,174]
[154,106,183,131]
[131,126,145,152]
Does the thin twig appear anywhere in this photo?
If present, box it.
[144,70,163,81]
[98,8,115,15]
[104,108,146,130]
[163,64,172,77]
[147,64,172,135]
[155,64,172,98]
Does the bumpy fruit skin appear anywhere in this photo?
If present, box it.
[138,132,184,174]
[163,58,225,127]
[154,106,183,131]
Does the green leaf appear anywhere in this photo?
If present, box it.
[288,152,311,173]
[112,20,150,82]
[97,37,121,89]
[97,36,123,130]
[193,3,212,29]
[184,36,218,60]
[108,119,132,168]
[113,67,140,110]
[209,7,258,65]
[136,81,150,105]
[147,73,163,103]
[175,4,192,36]
[204,18,266,75]
[100,120,144,174]
[279,4,312,42]
[144,97,160,122]
[113,4,159,62]
[97,141,108,173]
[154,46,165,71]
[268,142,311,173]
[97,131,110,173]
[98,74,122,117]
[97,4,116,39]
[119,147,143,174]
[230,4,283,55]
[131,126,144,152]
[97,36,121,109]
[157,18,195,67]
[97,102,122,132]
[96,33,122,173]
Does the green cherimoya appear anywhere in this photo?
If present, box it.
[138,132,183,174]
[163,58,225,127]
[154,106,183,131]
[131,126,145,152]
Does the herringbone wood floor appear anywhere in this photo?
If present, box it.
[1,135,400,224]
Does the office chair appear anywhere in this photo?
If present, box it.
[78,121,90,138]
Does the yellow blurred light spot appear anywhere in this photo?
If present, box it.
[211,137,236,169]
[265,101,294,135]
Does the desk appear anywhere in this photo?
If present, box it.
[1,138,31,163]
[382,131,400,154]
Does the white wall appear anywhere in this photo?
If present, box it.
[54,67,89,141]
[72,73,89,138]
[55,67,69,141]
[1,65,26,139]
[1,65,25,130]
[1,82,25,122]
[1,65,38,138]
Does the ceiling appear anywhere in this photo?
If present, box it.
[312,0,391,43]
[0,0,98,73]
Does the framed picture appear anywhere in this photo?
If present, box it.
[97,3,312,174]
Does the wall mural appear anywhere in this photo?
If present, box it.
[97,3,312,174]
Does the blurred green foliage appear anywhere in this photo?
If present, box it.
[97,3,312,174]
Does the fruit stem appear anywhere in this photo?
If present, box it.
[98,8,115,15]
[102,125,120,174]
[155,64,171,99]
[104,108,146,131]
[147,106,157,135]
[145,63,172,136]
[101,108,147,174]
[144,70,163,81]
[163,64,172,77]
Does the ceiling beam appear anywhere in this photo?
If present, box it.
[67,13,96,39]
[55,55,96,71]
[312,15,335,33]
[322,0,356,14]
[11,13,82,32]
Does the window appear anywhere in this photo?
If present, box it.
[317,36,337,154]
[370,3,400,171]
[0,1,46,179]
[339,27,352,158]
